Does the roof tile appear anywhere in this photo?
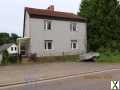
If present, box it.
[25,7,86,21]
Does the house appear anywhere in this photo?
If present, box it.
[0,43,18,63]
[18,5,87,57]
[0,43,18,54]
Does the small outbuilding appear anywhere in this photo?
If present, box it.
[0,43,18,63]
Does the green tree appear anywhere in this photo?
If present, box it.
[78,0,120,51]
[10,33,19,43]
[0,33,11,45]
[0,33,19,45]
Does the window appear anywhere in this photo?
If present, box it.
[15,47,17,51]
[45,40,53,50]
[73,23,77,31]
[48,21,51,30]
[11,47,13,51]
[71,40,77,49]
[70,23,77,31]
[44,20,52,30]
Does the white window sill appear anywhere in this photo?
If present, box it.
[71,48,79,50]
[70,30,79,32]
[44,49,54,51]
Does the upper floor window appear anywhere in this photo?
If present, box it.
[71,40,78,49]
[45,40,53,50]
[44,20,52,30]
[70,23,77,31]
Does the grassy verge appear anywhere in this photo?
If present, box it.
[97,51,120,63]
[35,55,80,63]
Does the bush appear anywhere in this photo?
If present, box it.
[8,54,17,64]
[1,50,9,65]
[29,53,37,62]
[96,50,120,63]
[1,50,18,65]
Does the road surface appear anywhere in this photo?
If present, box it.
[1,69,120,90]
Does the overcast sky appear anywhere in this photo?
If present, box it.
[0,0,81,36]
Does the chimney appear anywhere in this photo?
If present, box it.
[47,5,54,11]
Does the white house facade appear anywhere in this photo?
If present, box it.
[0,43,18,55]
[22,5,87,57]
[0,43,18,63]
[7,44,18,54]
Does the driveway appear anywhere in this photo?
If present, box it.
[0,62,120,87]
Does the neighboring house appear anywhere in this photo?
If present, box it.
[19,5,87,57]
[0,43,18,63]
[0,43,18,54]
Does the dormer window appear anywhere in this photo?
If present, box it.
[11,47,13,51]
[70,23,77,31]
[15,47,17,51]
[44,20,52,30]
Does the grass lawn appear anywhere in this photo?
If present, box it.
[97,51,120,63]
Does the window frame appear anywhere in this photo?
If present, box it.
[44,40,53,50]
[70,22,77,31]
[71,40,78,50]
[44,20,52,30]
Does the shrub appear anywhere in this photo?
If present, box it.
[8,54,17,64]
[1,50,9,65]
[1,50,18,65]
[29,53,37,62]
[96,51,120,63]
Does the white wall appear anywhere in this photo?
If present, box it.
[28,18,87,57]
[7,44,18,54]
[24,11,30,37]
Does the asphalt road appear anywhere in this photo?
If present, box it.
[1,69,120,90]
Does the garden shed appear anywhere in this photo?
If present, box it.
[0,43,18,64]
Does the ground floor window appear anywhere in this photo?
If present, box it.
[45,40,53,50]
[71,40,78,49]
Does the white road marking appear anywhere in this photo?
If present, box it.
[0,68,120,89]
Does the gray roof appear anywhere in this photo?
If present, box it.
[0,43,14,53]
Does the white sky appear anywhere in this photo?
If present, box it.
[0,0,81,36]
